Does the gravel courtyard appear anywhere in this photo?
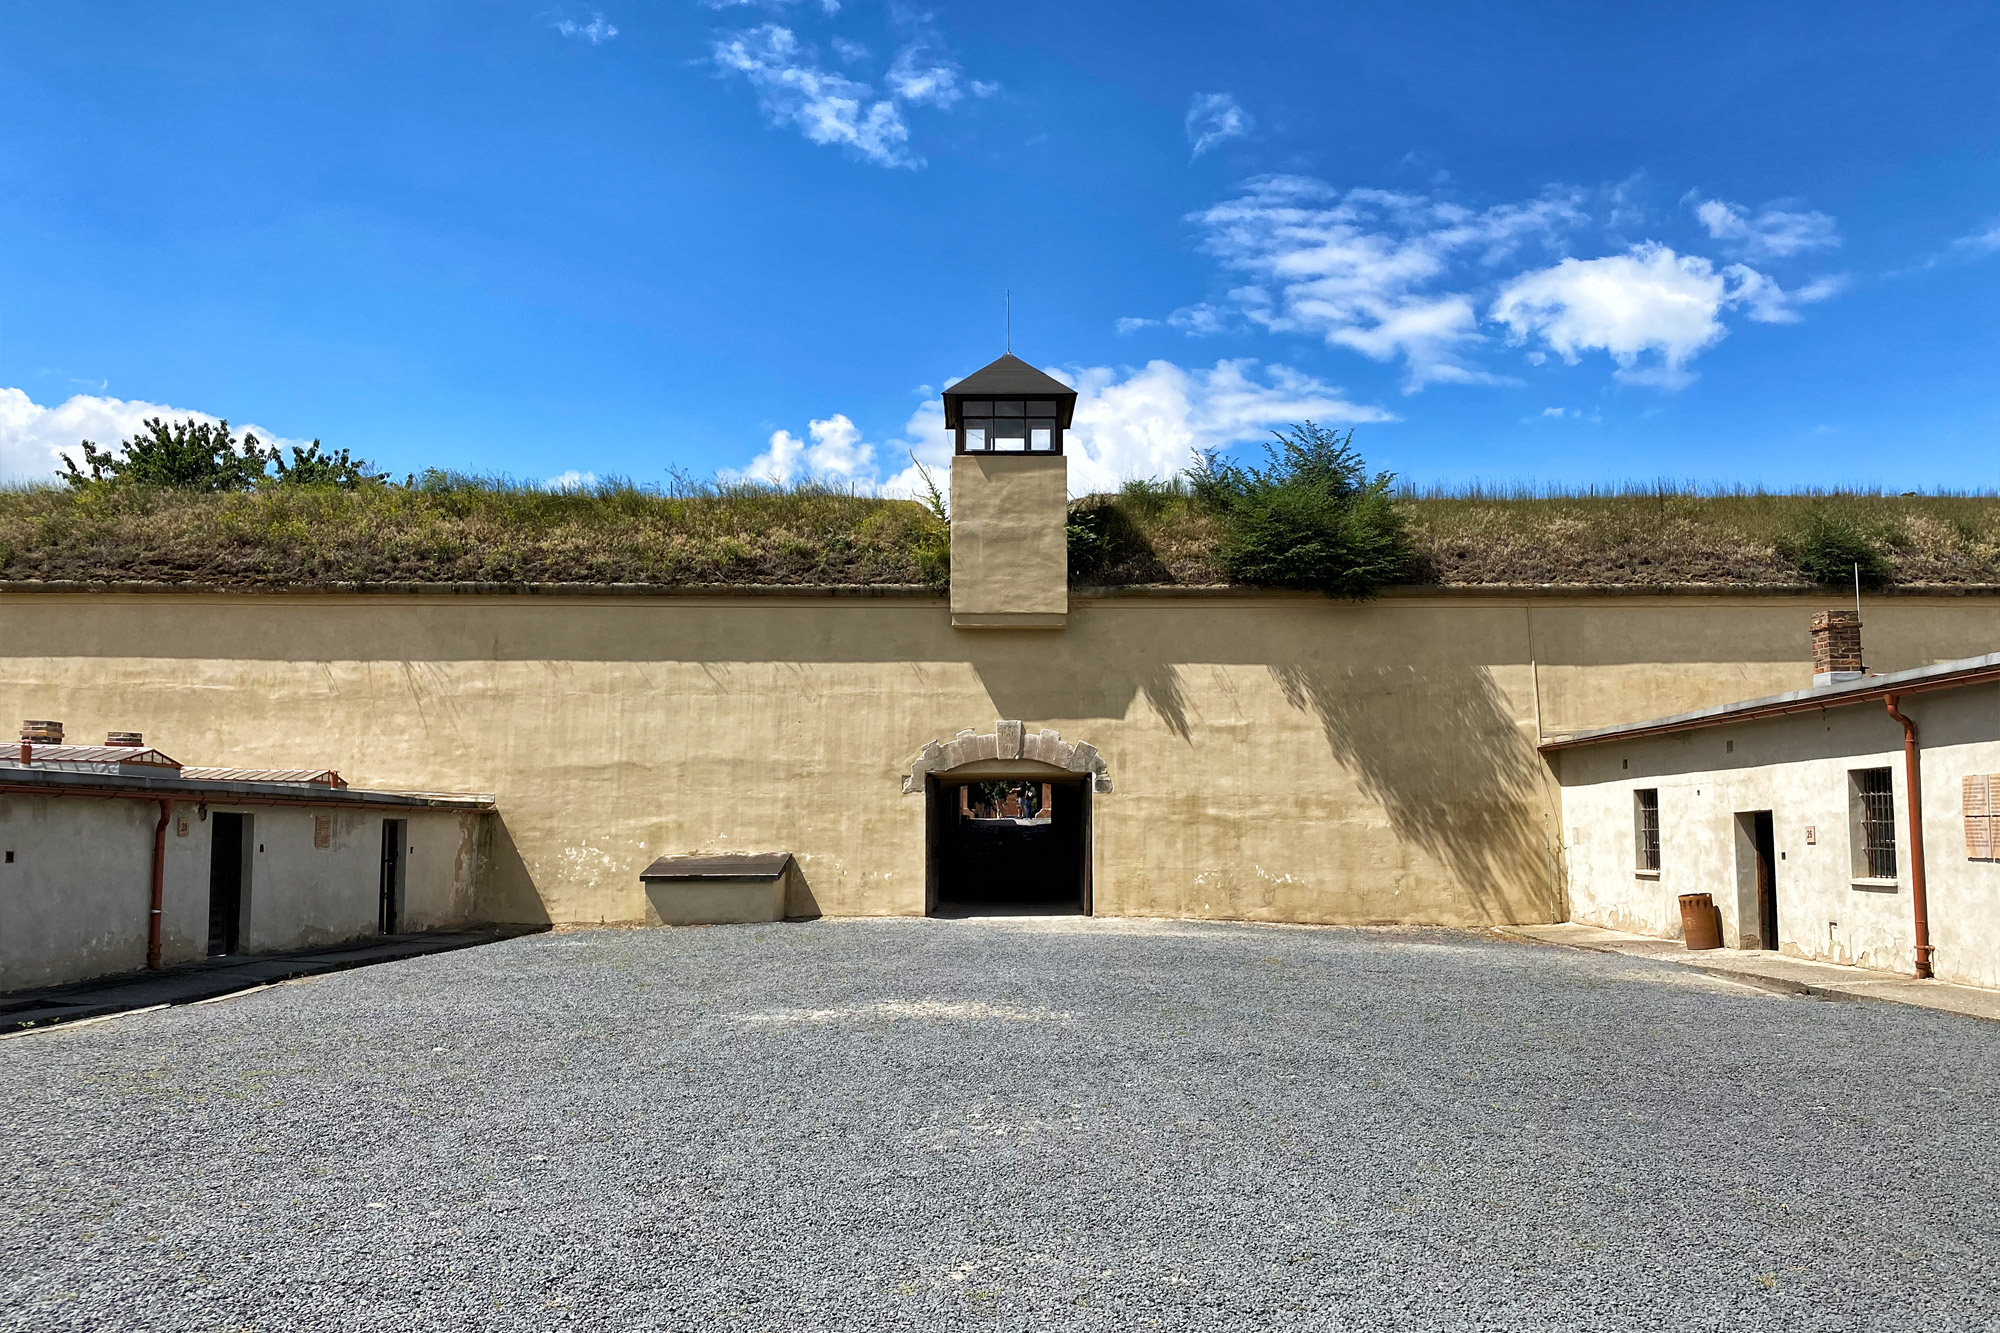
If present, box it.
[3,918,1996,1332]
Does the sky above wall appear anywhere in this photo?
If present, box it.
[0,0,1994,494]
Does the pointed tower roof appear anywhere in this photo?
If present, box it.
[941,354,1077,427]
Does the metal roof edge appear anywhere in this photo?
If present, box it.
[0,765,495,810]
[1539,651,2000,752]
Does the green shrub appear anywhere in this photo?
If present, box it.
[1189,423,1411,597]
[272,441,387,489]
[1777,501,1893,588]
[61,417,273,491]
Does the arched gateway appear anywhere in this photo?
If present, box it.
[903,722,1112,917]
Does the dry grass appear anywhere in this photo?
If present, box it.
[2,478,1994,590]
[0,477,945,587]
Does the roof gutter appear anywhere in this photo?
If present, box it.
[1883,695,1935,979]
[1539,660,2000,752]
[147,798,171,970]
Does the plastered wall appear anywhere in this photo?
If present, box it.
[4,588,1999,939]
[0,790,482,991]
[949,454,1068,626]
[1554,683,2000,988]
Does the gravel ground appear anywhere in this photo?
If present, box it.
[2,918,1997,1332]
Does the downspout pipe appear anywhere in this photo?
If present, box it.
[1883,696,1934,979]
[148,799,172,971]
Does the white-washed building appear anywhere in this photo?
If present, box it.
[1545,624,2000,990]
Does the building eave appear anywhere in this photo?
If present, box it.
[1538,651,2000,753]
[0,764,495,811]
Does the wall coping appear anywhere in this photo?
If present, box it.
[3,579,1998,600]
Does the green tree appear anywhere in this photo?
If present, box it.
[1188,422,1411,598]
[60,417,272,491]
[272,441,388,489]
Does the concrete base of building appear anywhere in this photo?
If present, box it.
[1498,921,2000,1023]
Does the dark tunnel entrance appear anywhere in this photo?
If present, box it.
[925,774,1092,916]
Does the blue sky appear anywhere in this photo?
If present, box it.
[0,0,1993,493]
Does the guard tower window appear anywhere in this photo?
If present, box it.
[958,400,1062,454]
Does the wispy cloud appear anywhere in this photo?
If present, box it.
[708,17,993,167]
[711,25,915,167]
[1150,175,1843,392]
[549,10,618,43]
[1688,195,1839,260]
[1186,176,1585,390]
[703,0,841,14]
[1185,93,1253,159]
[1949,221,2000,259]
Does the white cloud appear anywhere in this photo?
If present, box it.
[709,21,992,167]
[1490,243,1803,388]
[1164,176,1844,391]
[1185,93,1253,158]
[1690,196,1839,260]
[549,10,618,43]
[732,359,1394,501]
[1949,222,2000,259]
[1189,176,1584,390]
[726,413,876,487]
[703,0,840,13]
[1166,303,1228,335]
[547,470,599,489]
[0,388,308,484]
[711,26,913,168]
[1114,317,1160,335]
[884,45,969,108]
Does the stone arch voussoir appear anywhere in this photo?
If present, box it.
[901,720,1112,795]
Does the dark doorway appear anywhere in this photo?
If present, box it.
[1751,811,1779,950]
[926,775,1090,916]
[206,813,247,957]
[379,819,406,934]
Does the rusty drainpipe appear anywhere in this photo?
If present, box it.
[1883,695,1934,979]
[147,799,172,970]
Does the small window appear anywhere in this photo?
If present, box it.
[1634,789,1661,872]
[991,419,1027,452]
[1026,399,1058,416]
[992,400,1025,417]
[1029,424,1055,451]
[961,400,991,416]
[1851,767,1897,879]
[962,424,988,450]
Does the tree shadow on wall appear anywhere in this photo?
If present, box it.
[1269,662,1555,923]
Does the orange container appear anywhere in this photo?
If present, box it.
[1679,892,1722,950]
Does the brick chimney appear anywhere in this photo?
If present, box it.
[106,731,145,747]
[1811,610,1864,686]
[21,719,63,745]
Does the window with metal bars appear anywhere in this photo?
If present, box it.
[1634,789,1661,872]
[1852,767,1897,880]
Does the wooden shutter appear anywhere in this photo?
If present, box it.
[1966,774,1996,860]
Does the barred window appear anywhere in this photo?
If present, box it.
[1852,767,1897,880]
[1634,789,1661,872]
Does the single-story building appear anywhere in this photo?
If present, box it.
[1544,618,1999,990]
[1,725,492,992]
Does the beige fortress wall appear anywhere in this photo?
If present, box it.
[2,589,1997,931]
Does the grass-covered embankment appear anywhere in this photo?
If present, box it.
[0,476,948,588]
[1,477,1995,590]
